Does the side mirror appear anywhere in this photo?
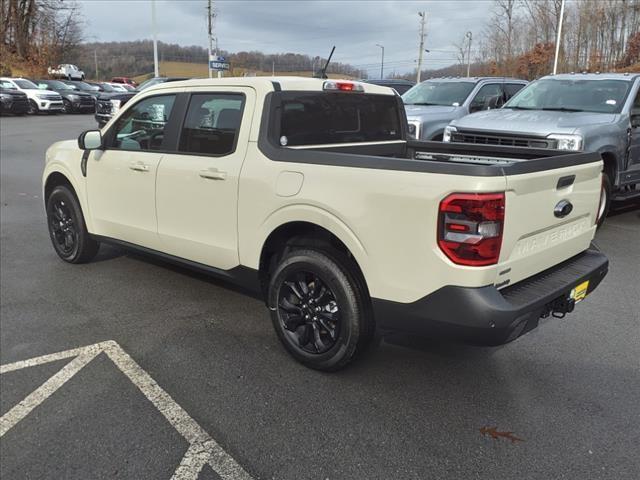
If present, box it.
[78,130,102,150]
[632,114,640,129]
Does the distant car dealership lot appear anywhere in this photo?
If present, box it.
[1,114,639,479]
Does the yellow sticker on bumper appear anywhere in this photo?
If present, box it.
[571,280,589,303]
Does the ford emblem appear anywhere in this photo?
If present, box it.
[554,200,573,218]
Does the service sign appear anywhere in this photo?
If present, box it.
[209,55,229,71]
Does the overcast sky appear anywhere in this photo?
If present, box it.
[81,0,494,75]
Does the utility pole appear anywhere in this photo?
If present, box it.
[553,0,566,74]
[94,50,98,79]
[151,0,159,77]
[207,0,213,78]
[375,44,384,79]
[416,12,426,84]
[272,60,275,76]
[465,31,472,77]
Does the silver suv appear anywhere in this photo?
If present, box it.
[403,77,527,141]
[445,73,640,224]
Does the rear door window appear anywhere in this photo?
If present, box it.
[178,93,245,156]
[278,92,401,146]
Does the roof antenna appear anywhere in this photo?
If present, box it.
[314,46,335,79]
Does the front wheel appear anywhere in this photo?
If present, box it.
[27,100,38,115]
[46,185,99,263]
[268,248,373,371]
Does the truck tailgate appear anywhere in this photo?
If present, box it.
[497,160,602,288]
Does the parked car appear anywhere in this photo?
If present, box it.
[48,64,85,81]
[362,78,415,95]
[0,77,62,114]
[111,77,138,87]
[0,82,29,115]
[403,77,527,141]
[445,73,640,226]
[105,82,129,92]
[34,79,95,113]
[42,77,608,371]
[136,76,189,91]
[93,82,137,128]
[60,80,101,98]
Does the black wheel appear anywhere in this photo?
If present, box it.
[597,171,611,228]
[46,185,99,263]
[27,100,38,115]
[268,248,373,371]
[61,99,71,113]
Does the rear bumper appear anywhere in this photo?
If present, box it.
[372,247,608,345]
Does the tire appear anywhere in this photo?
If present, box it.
[46,185,99,263]
[596,171,611,229]
[27,100,38,115]
[268,248,373,371]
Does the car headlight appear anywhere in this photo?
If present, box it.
[407,119,421,139]
[547,133,583,151]
[0,93,11,102]
[110,99,122,114]
[443,125,457,142]
[68,94,80,101]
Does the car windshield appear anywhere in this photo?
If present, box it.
[1,80,16,89]
[73,81,97,91]
[110,84,127,92]
[505,78,632,114]
[44,80,73,90]
[99,83,116,92]
[402,81,476,106]
[14,79,38,89]
[137,78,165,90]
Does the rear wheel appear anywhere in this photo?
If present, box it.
[268,248,373,371]
[46,185,99,263]
[597,171,611,228]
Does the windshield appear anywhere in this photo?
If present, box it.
[505,78,632,114]
[402,81,476,106]
[73,81,97,91]
[110,84,127,92]
[14,79,38,89]
[137,78,165,91]
[1,80,16,89]
[277,92,401,146]
[44,80,72,90]
[99,83,115,92]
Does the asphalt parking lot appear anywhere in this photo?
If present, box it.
[1,114,639,480]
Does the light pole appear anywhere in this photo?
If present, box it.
[375,44,384,79]
[465,31,472,77]
[151,0,159,77]
[553,0,566,74]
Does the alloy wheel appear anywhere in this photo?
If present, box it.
[49,199,77,256]
[277,271,340,354]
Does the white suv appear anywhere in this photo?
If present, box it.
[0,78,63,114]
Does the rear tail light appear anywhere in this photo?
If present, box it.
[438,192,505,266]
[323,80,364,92]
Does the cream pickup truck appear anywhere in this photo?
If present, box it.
[43,77,609,371]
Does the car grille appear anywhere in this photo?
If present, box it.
[79,96,94,106]
[42,94,62,101]
[96,100,112,114]
[451,131,557,149]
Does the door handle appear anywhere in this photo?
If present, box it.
[129,162,149,172]
[199,168,227,180]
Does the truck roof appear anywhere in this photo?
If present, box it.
[422,76,526,84]
[145,76,397,96]
[540,72,640,82]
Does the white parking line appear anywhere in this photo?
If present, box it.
[0,341,253,480]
